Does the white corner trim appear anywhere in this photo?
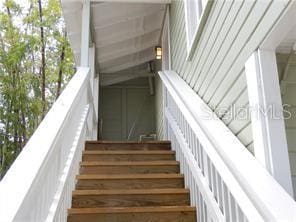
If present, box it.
[245,52,270,169]
[245,50,293,196]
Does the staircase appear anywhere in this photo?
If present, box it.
[67,141,197,222]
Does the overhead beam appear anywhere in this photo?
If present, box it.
[96,28,161,48]
[99,45,155,64]
[101,72,154,86]
[68,28,160,49]
[101,54,155,73]
[91,0,171,4]
[101,68,149,76]
[92,6,165,30]
[99,63,148,75]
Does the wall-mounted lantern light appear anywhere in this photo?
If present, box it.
[155,46,162,60]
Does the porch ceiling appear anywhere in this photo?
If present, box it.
[61,0,167,77]
[276,24,296,53]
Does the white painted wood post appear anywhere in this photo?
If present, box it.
[80,0,90,67]
[162,82,168,139]
[89,45,99,139]
[161,6,171,71]
[245,50,293,196]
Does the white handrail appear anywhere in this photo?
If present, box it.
[0,67,97,222]
[159,70,296,222]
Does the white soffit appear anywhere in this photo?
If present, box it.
[61,0,167,75]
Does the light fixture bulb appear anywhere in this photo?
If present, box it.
[155,46,162,60]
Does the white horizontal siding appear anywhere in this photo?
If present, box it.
[247,142,254,154]
[221,90,249,125]
[192,0,238,93]
[236,123,253,149]
[214,70,247,112]
[169,0,290,149]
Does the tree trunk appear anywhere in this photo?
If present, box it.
[21,111,27,147]
[1,101,12,176]
[5,0,11,17]
[38,0,46,119]
[56,31,66,99]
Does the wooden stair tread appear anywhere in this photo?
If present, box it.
[79,162,180,174]
[73,188,189,196]
[68,140,195,221]
[68,206,196,214]
[85,141,172,151]
[71,189,190,208]
[82,151,175,161]
[76,174,184,180]
[86,141,171,145]
[83,150,175,154]
[80,161,179,166]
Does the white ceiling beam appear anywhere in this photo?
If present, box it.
[92,7,165,30]
[68,28,160,49]
[101,72,154,86]
[99,63,148,75]
[99,45,155,64]
[91,0,171,4]
[101,69,149,76]
[101,54,155,73]
[96,28,161,48]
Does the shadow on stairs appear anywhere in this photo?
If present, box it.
[67,141,197,222]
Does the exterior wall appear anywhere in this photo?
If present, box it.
[277,53,296,198]
[169,0,290,152]
[99,78,156,141]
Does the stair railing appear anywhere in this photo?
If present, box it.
[159,70,296,222]
[0,67,98,222]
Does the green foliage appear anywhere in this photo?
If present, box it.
[0,0,75,178]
